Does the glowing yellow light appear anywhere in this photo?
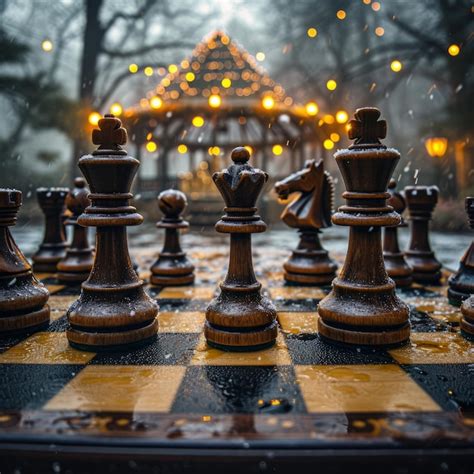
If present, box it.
[109,103,122,116]
[146,141,157,153]
[177,144,188,154]
[262,96,275,110]
[363,0,371,4]
[192,116,205,127]
[128,63,138,73]
[88,112,101,126]
[336,10,346,20]
[372,1,381,11]
[208,94,221,108]
[221,78,232,88]
[326,79,337,91]
[390,60,402,72]
[323,139,335,150]
[323,114,335,125]
[305,101,319,116]
[186,72,195,82]
[307,27,318,38]
[244,145,253,155]
[256,52,265,61]
[336,110,349,123]
[150,96,163,109]
[425,137,448,158]
[208,146,220,156]
[448,44,460,56]
[168,64,178,74]
[41,39,53,52]
[375,27,385,36]
[270,399,281,406]
[144,67,153,76]
[330,133,340,142]
[272,144,283,155]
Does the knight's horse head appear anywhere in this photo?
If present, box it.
[275,159,334,230]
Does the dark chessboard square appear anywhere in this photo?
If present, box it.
[402,364,474,412]
[0,364,83,410]
[39,277,61,285]
[90,333,200,366]
[274,299,319,312]
[172,365,306,414]
[285,333,393,365]
[47,315,68,332]
[0,334,29,354]
[157,299,207,311]
[409,308,448,333]
[397,287,442,298]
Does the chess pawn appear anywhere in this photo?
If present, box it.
[150,189,195,286]
[57,178,94,284]
[205,147,278,351]
[383,180,413,288]
[448,197,474,306]
[275,159,337,286]
[404,186,442,284]
[318,108,410,347]
[0,189,50,335]
[461,295,474,340]
[67,115,158,351]
[32,187,69,273]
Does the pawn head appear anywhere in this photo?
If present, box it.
[231,147,250,164]
[158,189,187,218]
[66,177,90,216]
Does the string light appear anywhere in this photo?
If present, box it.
[256,52,265,61]
[128,63,138,73]
[371,1,381,11]
[375,27,385,36]
[109,103,122,116]
[186,72,195,81]
[272,144,283,155]
[88,112,101,126]
[307,27,318,38]
[144,67,153,76]
[221,78,232,88]
[336,110,349,123]
[262,96,275,110]
[41,39,53,52]
[208,146,220,155]
[330,133,340,142]
[326,79,337,91]
[168,64,178,73]
[323,139,335,150]
[150,97,163,109]
[146,141,157,152]
[177,144,188,154]
[305,102,319,116]
[323,114,335,124]
[390,60,403,72]
[192,116,205,127]
[208,94,222,108]
[448,44,460,56]
[336,10,346,20]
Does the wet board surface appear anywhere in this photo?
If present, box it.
[0,246,473,469]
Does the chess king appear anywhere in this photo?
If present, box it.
[318,108,410,347]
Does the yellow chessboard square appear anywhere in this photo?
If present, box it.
[388,332,474,364]
[158,286,216,300]
[49,295,77,312]
[268,287,327,300]
[0,332,94,365]
[45,365,185,412]
[191,333,291,366]
[158,311,206,333]
[277,312,318,334]
[295,364,441,413]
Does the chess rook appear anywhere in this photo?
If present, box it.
[449,197,474,307]
[404,186,442,284]
[0,189,50,336]
[383,179,413,288]
[318,108,410,347]
[150,189,195,286]
[32,187,69,273]
[66,115,158,351]
[205,147,277,351]
[57,177,94,284]
[275,159,337,286]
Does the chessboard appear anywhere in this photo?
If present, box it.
[0,244,473,472]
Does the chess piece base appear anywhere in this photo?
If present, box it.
[32,244,68,273]
[283,249,337,286]
[0,305,50,336]
[57,250,94,284]
[448,264,474,306]
[150,273,195,286]
[150,254,195,287]
[448,286,470,307]
[384,252,413,288]
[460,297,474,340]
[405,251,442,285]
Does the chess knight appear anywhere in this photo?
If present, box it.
[275,159,337,285]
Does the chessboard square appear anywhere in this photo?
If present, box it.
[409,308,447,333]
[0,364,84,410]
[0,332,94,364]
[45,284,66,295]
[278,312,318,334]
[285,333,393,365]
[158,311,205,333]
[45,365,185,413]
[158,286,216,299]
[268,287,328,300]
[53,285,82,296]
[190,333,291,366]
[90,333,200,365]
[47,314,68,332]
[295,364,441,413]
[388,332,474,364]
[172,365,306,414]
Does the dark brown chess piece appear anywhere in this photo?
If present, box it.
[205,147,277,351]
[150,189,195,286]
[274,159,337,286]
[32,187,69,273]
[461,294,474,340]
[383,179,413,288]
[0,189,50,336]
[404,186,442,285]
[66,114,158,351]
[57,178,94,284]
[317,108,410,347]
[448,197,474,306]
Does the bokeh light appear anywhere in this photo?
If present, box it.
[272,144,283,155]
[192,116,205,127]
[307,27,318,38]
[208,94,222,108]
[326,79,337,91]
[390,60,403,72]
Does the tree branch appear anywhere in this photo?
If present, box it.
[101,40,196,57]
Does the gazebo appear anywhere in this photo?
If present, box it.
[124,31,333,199]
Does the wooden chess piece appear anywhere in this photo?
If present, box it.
[448,197,474,306]
[205,147,277,351]
[317,108,410,347]
[150,189,195,286]
[32,187,69,273]
[66,114,158,351]
[275,159,337,286]
[383,179,413,288]
[404,186,442,285]
[57,178,94,284]
[0,189,50,336]
[461,295,474,340]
